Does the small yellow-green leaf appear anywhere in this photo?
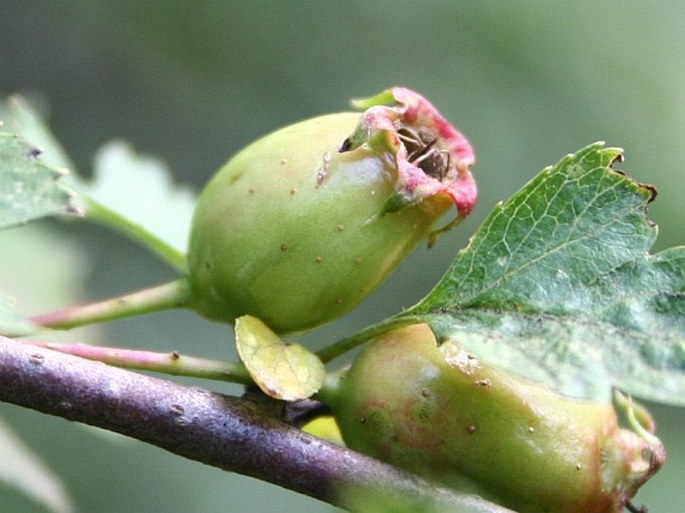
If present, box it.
[235,315,326,401]
[302,416,344,445]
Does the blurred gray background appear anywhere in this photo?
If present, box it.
[1,2,683,512]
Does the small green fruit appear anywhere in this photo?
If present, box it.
[332,324,664,513]
[187,88,476,333]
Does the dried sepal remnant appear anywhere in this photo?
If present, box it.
[342,87,477,238]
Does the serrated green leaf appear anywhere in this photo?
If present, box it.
[0,95,76,171]
[235,315,326,401]
[0,415,75,513]
[405,143,685,405]
[0,133,80,228]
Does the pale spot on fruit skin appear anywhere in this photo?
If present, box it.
[315,152,332,186]
[442,345,481,375]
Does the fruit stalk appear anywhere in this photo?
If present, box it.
[20,338,252,384]
[30,279,190,331]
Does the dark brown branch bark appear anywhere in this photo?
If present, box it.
[0,336,513,513]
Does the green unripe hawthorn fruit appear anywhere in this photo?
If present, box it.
[187,88,477,333]
[332,324,665,513]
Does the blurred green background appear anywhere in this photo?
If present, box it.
[1,1,683,512]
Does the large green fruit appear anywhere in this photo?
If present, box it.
[187,88,477,333]
[332,324,664,513]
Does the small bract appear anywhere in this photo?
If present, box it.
[187,88,477,333]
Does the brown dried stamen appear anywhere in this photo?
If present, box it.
[414,149,450,181]
[397,127,450,180]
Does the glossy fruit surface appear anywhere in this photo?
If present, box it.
[187,88,476,333]
[332,324,664,513]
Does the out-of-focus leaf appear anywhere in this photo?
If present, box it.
[0,224,103,342]
[235,315,326,401]
[1,96,194,268]
[0,290,37,337]
[81,140,196,255]
[404,143,685,405]
[0,415,75,513]
[0,133,80,228]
